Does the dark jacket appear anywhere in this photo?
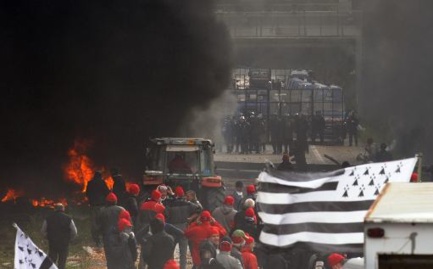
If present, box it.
[44,211,76,248]
[142,220,175,269]
[166,197,201,229]
[112,174,126,204]
[86,177,110,206]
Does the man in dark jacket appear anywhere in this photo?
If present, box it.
[165,186,201,269]
[96,192,126,269]
[41,203,77,269]
[111,168,127,206]
[142,218,175,269]
[85,171,109,246]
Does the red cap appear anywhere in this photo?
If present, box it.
[208,226,220,237]
[410,172,418,182]
[119,209,131,221]
[151,189,162,201]
[128,184,140,195]
[175,186,184,197]
[245,233,254,245]
[163,259,180,269]
[224,195,234,206]
[246,184,256,194]
[118,218,132,232]
[106,192,117,203]
[328,253,345,267]
[200,210,211,222]
[220,240,232,252]
[155,213,166,223]
[245,207,255,218]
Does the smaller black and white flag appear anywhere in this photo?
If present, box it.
[14,223,57,269]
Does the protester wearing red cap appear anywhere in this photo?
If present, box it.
[184,210,226,267]
[119,209,131,221]
[124,184,139,226]
[115,217,138,269]
[105,192,118,204]
[246,184,256,195]
[212,195,237,233]
[328,253,346,269]
[198,226,220,265]
[96,191,127,269]
[164,185,201,269]
[216,236,242,269]
[232,204,259,242]
[241,233,258,269]
[118,218,132,232]
[128,183,140,196]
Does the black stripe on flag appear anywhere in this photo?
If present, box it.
[262,222,364,235]
[259,200,373,214]
[39,257,54,269]
[259,182,338,194]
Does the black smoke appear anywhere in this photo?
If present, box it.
[0,0,232,195]
[361,0,433,163]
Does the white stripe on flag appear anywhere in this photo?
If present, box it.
[259,231,365,247]
[258,210,368,225]
[258,190,376,204]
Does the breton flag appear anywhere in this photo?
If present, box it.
[256,157,417,253]
[13,223,58,269]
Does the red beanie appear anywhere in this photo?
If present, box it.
[245,207,255,218]
[208,226,220,237]
[118,218,132,232]
[224,195,234,206]
[200,210,211,222]
[119,209,131,221]
[106,192,117,203]
[163,259,180,269]
[175,186,184,197]
[220,239,232,252]
[155,213,166,224]
[128,184,140,195]
[328,253,345,267]
[151,189,162,201]
[246,184,256,194]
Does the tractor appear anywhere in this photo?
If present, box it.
[142,137,225,211]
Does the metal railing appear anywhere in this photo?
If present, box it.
[216,10,362,38]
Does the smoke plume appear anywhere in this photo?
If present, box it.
[361,0,433,163]
[0,0,233,195]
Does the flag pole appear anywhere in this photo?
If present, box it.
[416,153,423,182]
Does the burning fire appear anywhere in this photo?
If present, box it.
[1,188,24,203]
[32,197,68,208]
[64,139,95,192]
[64,139,113,192]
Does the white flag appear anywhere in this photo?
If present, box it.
[256,157,418,253]
[14,224,58,269]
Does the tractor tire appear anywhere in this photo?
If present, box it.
[201,186,226,212]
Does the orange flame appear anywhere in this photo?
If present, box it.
[1,188,24,203]
[32,197,68,208]
[64,139,95,192]
[106,176,114,191]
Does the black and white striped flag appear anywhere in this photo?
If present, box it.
[256,157,417,253]
[14,224,58,269]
